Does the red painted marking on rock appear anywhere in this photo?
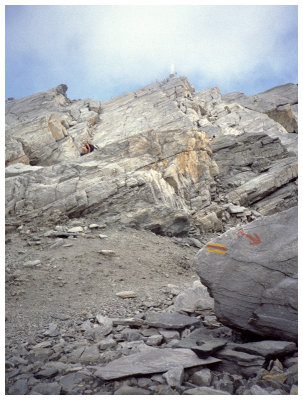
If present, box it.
[207,244,227,251]
[236,229,261,245]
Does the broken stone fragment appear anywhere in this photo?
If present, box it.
[67,226,84,233]
[174,327,227,355]
[23,260,41,268]
[99,250,116,256]
[95,315,113,336]
[116,291,137,299]
[163,366,184,388]
[144,311,199,329]
[146,334,163,346]
[114,385,151,395]
[97,337,116,350]
[183,387,231,395]
[226,204,247,214]
[215,347,265,378]
[112,317,144,327]
[168,281,214,314]
[43,322,60,337]
[229,340,297,358]
[93,347,221,380]
[191,368,212,386]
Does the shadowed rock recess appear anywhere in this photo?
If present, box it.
[5,76,298,395]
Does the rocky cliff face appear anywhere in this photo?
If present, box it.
[5,76,298,237]
[5,76,298,395]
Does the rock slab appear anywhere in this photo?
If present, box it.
[144,311,198,329]
[194,206,298,341]
[93,347,220,380]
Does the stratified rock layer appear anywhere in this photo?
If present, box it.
[5,76,298,234]
[194,206,298,341]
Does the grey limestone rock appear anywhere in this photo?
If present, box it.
[183,386,231,395]
[158,329,180,342]
[34,367,59,378]
[222,83,298,133]
[5,77,216,235]
[174,327,227,356]
[163,366,184,388]
[229,340,297,358]
[146,334,163,346]
[215,348,265,378]
[5,77,298,238]
[245,384,271,395]
[144,311,199,329]
[114,384,151,395]
[79,345,100,362]
[58,371,91,394]
[7,378,29,395]
[93,347,221,380]
[97,337,116,350]
[195,206,298,341]
[191,368,212,386]
[31,382,62,395]
[168,280,214,314]
[211,130,298,216]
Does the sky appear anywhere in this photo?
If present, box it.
[4,3,299,102]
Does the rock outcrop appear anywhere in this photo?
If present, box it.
[194,206,298,341]
[5,76,298,395]
[5,76,298,237]
[222,83,298,133]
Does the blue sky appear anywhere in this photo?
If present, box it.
[5,4,298,102]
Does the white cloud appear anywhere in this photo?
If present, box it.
[5,5,297,99]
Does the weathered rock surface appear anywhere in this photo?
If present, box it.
[167,280,214,314]
[94,347,220,380]
[222,83,298,133]
[195,206,298,341]
[144,311,199,329]
[5,76,298,394]
[5,282,298,395]
[5,76,298,236]
[174,327,228,356]
[228,340,297,358]
[183,387,231,395]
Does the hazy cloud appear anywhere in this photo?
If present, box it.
[5,5,298,100]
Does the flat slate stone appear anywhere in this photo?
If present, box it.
[168,284,214,313]
[144,312,199,329]
[175,330,227,356]
[114,385,151,395]
[8,378,28,395]
[229,340,297,358]
[183,387,231,395]
[216,347,264,366]
[34,367,59,378]
[31,382,62,395]
[112,317,144,327]
[93,347,220,380]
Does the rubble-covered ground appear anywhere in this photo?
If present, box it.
[6,219,199,341]
[5,219,298,395]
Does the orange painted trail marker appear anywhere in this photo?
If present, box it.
[237,229,261,245]
[206,242,227,255]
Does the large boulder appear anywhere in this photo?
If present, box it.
[194,206,298,341]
